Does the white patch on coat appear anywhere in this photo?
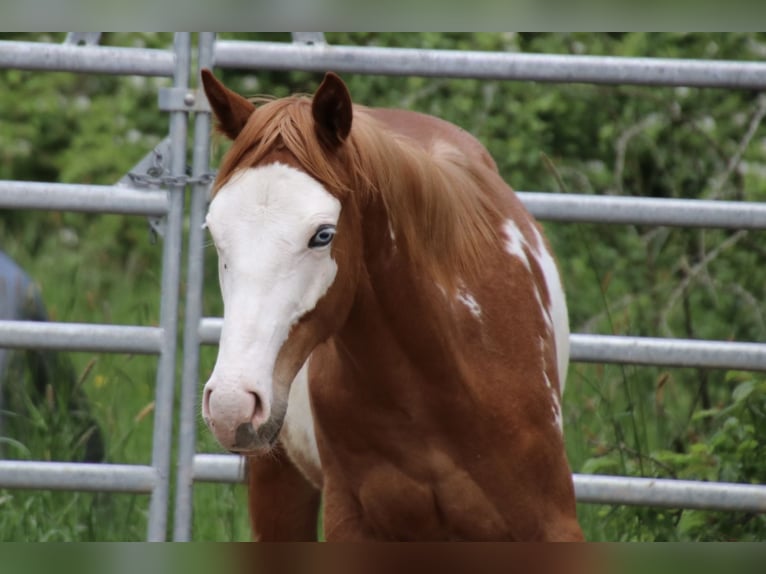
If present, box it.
[508,220,569,432]
[502,218,568,391]
[456,289,482,320]
[502,220,531,271]
[533,285,554,334]
[281,360,322,488]
[202,163,341,449]
[529,226,570,395]
[544,371,563,432]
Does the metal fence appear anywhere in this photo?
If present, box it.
[2,33,766,541]
[0,32,191,542]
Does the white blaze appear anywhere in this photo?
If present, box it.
[203,163,340,449]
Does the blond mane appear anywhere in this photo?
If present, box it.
[213,95,505,291]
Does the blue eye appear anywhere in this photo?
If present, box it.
[308,224,336,248]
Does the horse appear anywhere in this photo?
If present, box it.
[199,69,584,541]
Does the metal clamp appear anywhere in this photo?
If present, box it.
[64,32,102,46]
[158,87,211,113]
[116,138,216,241]
[291,32,326,45]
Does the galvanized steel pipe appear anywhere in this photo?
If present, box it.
[0,41,175,76]
[0,461,157,493]
[193,454,246,484]
[198,317,223,345]
[5,182,764,230]
[574,474,766,513]
[173,31,216,542]
[146,32,191,543]
[519,192,766,229]
[0,181,169,216]
[0,320,163,354]
[571,334,766,372]
[215,41,766,89]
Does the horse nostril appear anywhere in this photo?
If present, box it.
[202,386,213,420]
[249,391,264,424]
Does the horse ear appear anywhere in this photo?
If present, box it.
[200,68,255,140]
[312,72,353,147]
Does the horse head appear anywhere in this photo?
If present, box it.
[199,70,361,453]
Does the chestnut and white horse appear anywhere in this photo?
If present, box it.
[200,69,583,541]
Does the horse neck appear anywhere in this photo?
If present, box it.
[345,114,504,296]
[335,199,466,384]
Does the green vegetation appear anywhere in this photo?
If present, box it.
[1,32,765,541]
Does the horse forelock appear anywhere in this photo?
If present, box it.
[212,94,505,292]
[212,96,351,199]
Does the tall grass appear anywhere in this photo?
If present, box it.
[0,212,249,541]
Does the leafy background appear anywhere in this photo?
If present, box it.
[1,32,765,541]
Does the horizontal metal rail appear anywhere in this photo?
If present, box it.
[0,41,175,76]
[193,454,246,483]
[574,474,766,513]
[0,320,163,354]
[4,182,763,229]
[198,318,222,345]
[0,181,169,216]
[215,40,766,89]
[188,453,766,513]
[518,192,766,229]
[571,334,766,372]
[0,461,156,493]
[198,318,766,372]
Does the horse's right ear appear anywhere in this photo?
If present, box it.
[200,69,255,140]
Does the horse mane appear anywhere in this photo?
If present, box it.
[213,95,505,291]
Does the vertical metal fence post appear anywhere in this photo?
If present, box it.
[146,32,191,542]
[172,31,216,542]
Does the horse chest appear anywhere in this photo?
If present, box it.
[351,453,508,540]
[308,340,519,539]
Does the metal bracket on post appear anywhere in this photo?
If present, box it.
[64,33,103,46]
[116,137,173,240]
[158,87,211,113]
[291,32,326,45]
[116,137,216,241]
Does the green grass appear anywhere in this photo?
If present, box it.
[563,360,766,541]
[0,212,251,541]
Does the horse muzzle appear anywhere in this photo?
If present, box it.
[202,381,285,453]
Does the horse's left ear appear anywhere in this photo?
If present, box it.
[312,72,353,147]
